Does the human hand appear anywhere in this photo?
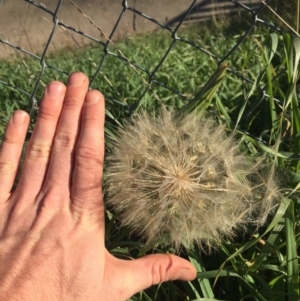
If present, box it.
[0,72,196,301]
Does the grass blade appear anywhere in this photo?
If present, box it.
[285,201,299,300]
[188,248,215,299]
[178,63,228,116]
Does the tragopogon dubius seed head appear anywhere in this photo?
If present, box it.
[105,108,280,252]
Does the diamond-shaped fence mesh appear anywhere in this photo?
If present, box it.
[0,0,290,125]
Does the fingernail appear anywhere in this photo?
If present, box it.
[86,91,100,104]
[68,72,87,87]
[177,266,197,281]
[11,110,28,125]
[46,82,66,98]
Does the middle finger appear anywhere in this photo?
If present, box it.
[41,73,89,200]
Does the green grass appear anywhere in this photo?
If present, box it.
[0,21,270,130]
[1,16,300,301]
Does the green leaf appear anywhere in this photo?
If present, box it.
[218,198,291,275]
[285,201,300,300]
[188,248,215,299]
[178,63,228,117]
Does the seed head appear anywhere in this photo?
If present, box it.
[105,108,280,252]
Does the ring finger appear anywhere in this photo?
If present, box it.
[15,81,66,201]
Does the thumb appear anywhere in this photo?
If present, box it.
[119,253,197,298]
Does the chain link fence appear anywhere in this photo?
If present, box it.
[0,0,289,123]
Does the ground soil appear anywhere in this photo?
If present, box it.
[0,0,190,60]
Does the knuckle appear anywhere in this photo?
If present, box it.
[63,96,81,108]
[38,189,62,213]
[54,132,76,149]
[151,261,166,284]
[83,114,100,122]
[27,142,51,159]
[38,105,58,121]
[76,146,103,165]
[150,255,173,285]
[0,160,16,174]
[2,135,19,145]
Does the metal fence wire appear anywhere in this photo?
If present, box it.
[0,0,287,121]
